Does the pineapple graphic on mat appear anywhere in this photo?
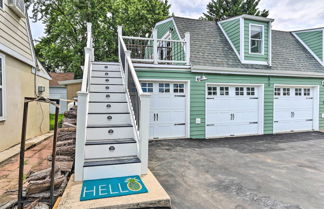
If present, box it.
[126,178,142,191]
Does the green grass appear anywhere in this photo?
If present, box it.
[50,114,64,130]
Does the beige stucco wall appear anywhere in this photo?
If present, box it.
[67,83,81,101]
[0,54,50,152]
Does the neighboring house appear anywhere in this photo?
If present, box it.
[74,15,324,181]
[49,72,75,114]
[0,0,51,151]
[58,79,82,102]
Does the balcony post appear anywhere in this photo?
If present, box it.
[185,32,190,65]
[118,26,123,63]
[125,50,131,89]
[153,29,158,64]
[139,94,150,175]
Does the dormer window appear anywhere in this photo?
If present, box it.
[250,24,264,54]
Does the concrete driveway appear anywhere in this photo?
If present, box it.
[148,132,324,209]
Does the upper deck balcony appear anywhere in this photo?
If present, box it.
[118,27,190,66]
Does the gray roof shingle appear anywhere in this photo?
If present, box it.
[173,16,324,73]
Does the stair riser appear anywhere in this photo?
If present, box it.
[85,143,137,159]
[89,84,125,92]
[86,127,133,140]
[88,114,131,126]
[90,93,126,102]
[88,103,129,113]
[92,64,120,71]
[83,163,141,180]
[92,71,121,77]
[92,77,123,85]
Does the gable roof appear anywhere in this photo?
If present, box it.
[49,72,74,87]
[172,16,324,74]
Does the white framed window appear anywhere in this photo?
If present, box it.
[249,24,264,54]
[0,54,5,121]
[0,0,3,10]
[295,88,302,96]
[141,83,153,93]
[219,87,229,96]
[174,83,184,93]
[158,32,172,61]
[207,87,217,95]
[274,88,281,96]
[235,87,244,96]
[246,87,255,96]
[304,88,311,96]
[282,88,290,96]
[159,83,170,93]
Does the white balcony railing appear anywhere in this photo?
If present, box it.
[120,29,190,65]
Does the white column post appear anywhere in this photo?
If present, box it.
[75,91,89,181]
[139,94,150,175]
[153,29,158,64]
[118,26,123,63]
[185,32,190,65]
[125,50,131,89]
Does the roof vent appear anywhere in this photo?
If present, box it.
[8,0,26,18]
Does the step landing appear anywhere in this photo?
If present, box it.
[57,170,171,209]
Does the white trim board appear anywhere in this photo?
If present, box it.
[0,43,35,67]
[0,53,6,121]
[139,78,191,139]
[218,14,274,24]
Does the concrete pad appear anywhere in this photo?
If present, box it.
[58,171,171,209]
[0,132,53,164]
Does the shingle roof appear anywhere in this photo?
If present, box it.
[49,72,75,87]
[173,16,324,73]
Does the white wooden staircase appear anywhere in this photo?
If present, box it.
[75,24,150,181]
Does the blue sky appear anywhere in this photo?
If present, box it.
[30,0,324,40]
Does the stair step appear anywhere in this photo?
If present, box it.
[92,76,122,78]
[87,124,133,128]
[88,112,130,114]
[89,102,129,113]
[92,63,120,71]
[89,101,127,103]
[91,77,122,85]
[86,138,136,145]
[87,113,132,126]
[90,84,124,92]
[92,71,121,77]
[89,92,126,102]
[89,91,126,93]
[84,156,140,167]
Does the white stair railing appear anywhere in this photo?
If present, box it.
[75,23,94,181]
[118,26,151,175]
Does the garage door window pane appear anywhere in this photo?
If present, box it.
[207,87,217,95]
[159,83,170,93]
[304,88,310,96]
[174,84,184,93]
[141,83,153,93]
[295,88,302,96]
[274,88,281,96]
[283,88,290,96]
[220,87,229,96]
[246,87,255,96]
[235,87,244,96]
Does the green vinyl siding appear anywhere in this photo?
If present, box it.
[136,69,324,138]
[295,30,323,61]
[220,19,241,54]
[244,19,269,62]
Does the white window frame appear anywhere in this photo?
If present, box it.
[249,24,264,55]
[0,53,6,121]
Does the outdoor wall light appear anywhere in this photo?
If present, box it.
[196,75,208,82]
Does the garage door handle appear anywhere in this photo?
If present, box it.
[249,122,258,124]
[207,124,215,126]
[174,123,185,126]
[249,97,258,99]
[306,119,313,121]
[274,121,279,123]
[175,95,185,97]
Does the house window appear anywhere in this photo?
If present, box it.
[246,87,255,96]
[295,88,302,96]
[0,55,4,120]
[250,25,263,54]
[207,87,217,95]
[219,87,229,96]
[235,87,244,96]
[141,83,153,93]
[0,0,3,10]
[282,88,290,96]
[274,88,281,96]
[174,84,184,93]
[304,88,311,96]
[159,83,170,93]
[158,33,172,61]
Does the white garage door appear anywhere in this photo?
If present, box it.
[274,86,317,133]
[141,81,187,139]
[206,85,263,138]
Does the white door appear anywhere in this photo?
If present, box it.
[274,87,315,133]
[141,82,187,139]
[206,85,262,138]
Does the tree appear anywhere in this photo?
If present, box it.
[202,0,269,21]
[26,0,170,78]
